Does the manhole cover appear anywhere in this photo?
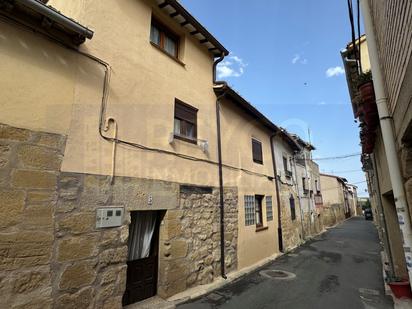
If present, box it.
[259,270,296,280]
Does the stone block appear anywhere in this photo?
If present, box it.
[96,283,115,303]
[55,287,94,309]
[100,229,119,248]
[13,270,50,293]
[102,296,122,309]
[24,205,53,229]
[27,191,56,204]
[57,235,98,262]
[59,260,97,290]
[12,170,57,189]
[0,189,25,228]
[11,298,52,309]
[35,132,64,149]
[0,231,53,270]
[99,247,128,267]
[100,267,119,285]
[0,125,31,141]
[17,144,61,170]
[58,212,95,235]
[169,240,188,259]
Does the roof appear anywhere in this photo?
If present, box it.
[155,0,229,56]
[213,83,278,132]
[0,0,93,45]
[277,128,302,152]
[320,173,348,184]
[290,134,316,151]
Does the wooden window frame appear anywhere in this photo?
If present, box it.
[255,195,264,228]
[150,17,180,60]
[252,138,263,165]
[174,99,198,144]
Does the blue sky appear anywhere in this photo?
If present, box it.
[180,0,367,196]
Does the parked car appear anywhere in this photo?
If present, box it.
[364,208,373,220]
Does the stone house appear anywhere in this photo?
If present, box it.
[319,174,350,228]
[291,135,324,238]
[272,129,304,251]
[0,0,296,307]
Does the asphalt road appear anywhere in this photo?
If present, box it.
[178,217,394,309]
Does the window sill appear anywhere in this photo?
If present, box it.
[253,160,263,165]
[174,134,197,145]
[150,42,185,67]
[255,226,268,232]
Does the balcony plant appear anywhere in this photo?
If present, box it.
[357,70,379,127]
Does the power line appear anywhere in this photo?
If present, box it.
[312,152,361,161]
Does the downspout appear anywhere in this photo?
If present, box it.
[371,153,395,276]
[213,53,228,279]
[361,0,412,283]
[270,133,283,252]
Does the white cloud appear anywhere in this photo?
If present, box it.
[292,53,308,65]
[318,101,327,105]
[217,54,247,79]
[326,66,345,77]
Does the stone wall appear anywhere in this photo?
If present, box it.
[0,123,239,308]
[278,184,302,251]
[322,204,346,228]
[0,124,66,309]
[158,186,238,297]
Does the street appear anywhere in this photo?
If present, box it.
[178,217,394,309]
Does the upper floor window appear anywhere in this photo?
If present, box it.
[252,138,263,164]
[290,195,296,221]
[150,18,179,58]
[255,195,264,228]
[283,156,292,178]
[174,99,197,143]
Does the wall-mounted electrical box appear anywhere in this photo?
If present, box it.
[96,207,124,228]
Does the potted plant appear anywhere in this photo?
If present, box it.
[386,275,412,299]
[357,71,379,126]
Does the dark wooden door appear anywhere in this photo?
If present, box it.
[122,211,161,306]
[122,255,158,305]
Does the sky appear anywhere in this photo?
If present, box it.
[180,0,368,197]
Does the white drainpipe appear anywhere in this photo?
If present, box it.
[361,0,412,282]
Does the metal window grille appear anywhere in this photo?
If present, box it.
[266,196,273,221]
[244,195,255,226]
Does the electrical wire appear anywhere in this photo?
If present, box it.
[357,0,362,73]
[312,152,361,161]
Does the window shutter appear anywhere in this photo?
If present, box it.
[266,196,273,221]
[175,99,197,124]
[252,139,263,164]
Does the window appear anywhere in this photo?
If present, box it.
[174,99,197,143]
[283,156,292,178]
[290,195,296,221]
[266,196,273,221]
[302,177,308,194]
[150,18,179,58]
[252,138,263,164]
[255,195,264,227]
[244,195,255,226]
[315,179,320,193]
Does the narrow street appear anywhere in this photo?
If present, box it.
[178,218,393,309]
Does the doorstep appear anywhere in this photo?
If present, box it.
[124,296,175,309]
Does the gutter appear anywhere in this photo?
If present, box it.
[270,132,283,252]
[213,54,228,279]
[13,0,93,39]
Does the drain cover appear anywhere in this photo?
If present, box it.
[259,269,296,280]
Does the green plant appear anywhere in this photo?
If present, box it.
[357,70,373,87]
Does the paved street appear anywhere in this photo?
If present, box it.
[178,217,393,309]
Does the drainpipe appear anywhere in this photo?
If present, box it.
[371,153,395,276]
[270,133,283,252]
[361,0,412,283]
[213,54,228,279]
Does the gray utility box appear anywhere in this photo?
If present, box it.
[96,207,124,228]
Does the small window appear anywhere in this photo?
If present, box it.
[252,138,263,164]
[244,195,255,226]
[255,195,264,227]
[283,156,292,178]
[302,177,308,193]
[266,196,273,221]
[290,195,296,221]
[174,99,197,143]
[150,18,179,58]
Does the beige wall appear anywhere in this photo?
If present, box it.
[320,175,343,206]
[0,22,77,134]
[219,99,278,269]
